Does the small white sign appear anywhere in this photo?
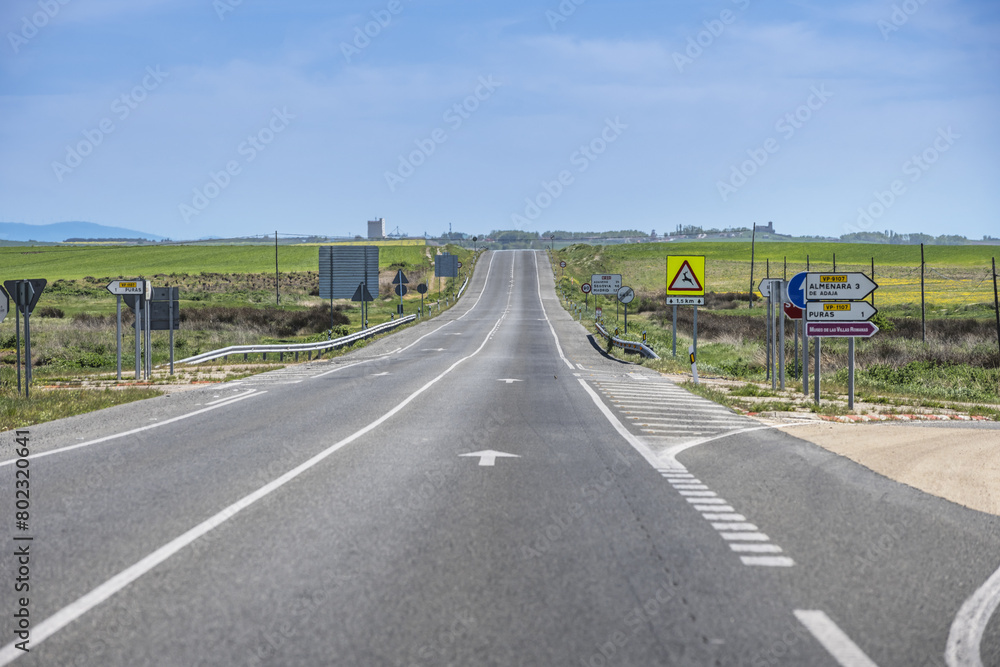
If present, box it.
[106,280,145,296]
[591,274,622,295]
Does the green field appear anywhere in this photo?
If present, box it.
[0,243,432,281]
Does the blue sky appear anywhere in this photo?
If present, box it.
[1,0,997,240]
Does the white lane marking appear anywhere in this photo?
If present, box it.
[730,543,784,553]
[794,610,880,667]
[0,251,514,666]
[577,380,665,469]
[310,357,380,379]
[712,522,759,531]
[702,513,747,521]
[659,422,816,468]
[720,532,770,541]
[697,505,735,512]
[533,251,574,370]
[946,560,1000,667]
[497,378,523,384]
[672,484,710,490]
[678,490,717,497]
[688,498,728,505]
[0,391,266,468]
[742,556,795,567]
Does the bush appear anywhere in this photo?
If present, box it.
[37,307,65,318]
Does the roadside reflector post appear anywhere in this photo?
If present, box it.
[689,344,699,384]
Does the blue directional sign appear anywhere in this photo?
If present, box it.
[788,272,807,309]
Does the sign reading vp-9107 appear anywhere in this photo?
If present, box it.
[805,273,877,301]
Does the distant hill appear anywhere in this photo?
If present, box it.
[0,221,164,243]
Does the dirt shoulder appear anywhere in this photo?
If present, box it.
[787,421,1000,517]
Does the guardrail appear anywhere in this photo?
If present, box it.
[595,321,659,359]
[177,315,417,365]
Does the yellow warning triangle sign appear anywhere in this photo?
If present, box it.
[668,260,703,291]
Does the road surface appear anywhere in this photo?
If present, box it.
[2,249,999,666]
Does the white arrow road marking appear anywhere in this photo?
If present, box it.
[460,450,521,466]
[794,610,880,667]
[497,379,522,384]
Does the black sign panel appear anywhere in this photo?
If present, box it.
[126,287,179,330]
[3,279,46,314]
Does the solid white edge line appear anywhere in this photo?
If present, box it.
[0,391,266,468]
[533,251,574,370]
[946,560,1000,667]
[659,422,816,468]
[0,248,510,667]
[794,610,880,667]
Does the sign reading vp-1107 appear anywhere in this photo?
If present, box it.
[805,273,877,301]
[107,280,146,296]
[590,274,622,295]
[805,301,877,322]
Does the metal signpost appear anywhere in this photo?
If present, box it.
[800,272,879,407]
[393,270,408,316]
[107,280,145,380]
[417,283,428,315]
[4,279,46,397]
[617,285,634,334]
[351,282,375,329]
[666,256,706,358]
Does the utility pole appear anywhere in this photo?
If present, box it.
[275,231,280,307]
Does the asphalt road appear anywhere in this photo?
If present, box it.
[2,249,999,666]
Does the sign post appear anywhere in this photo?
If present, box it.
[107,280,145,380]
[800,272,880,406]
[617,286,634,334]
[666,256,706,357]
[4,279,46,397]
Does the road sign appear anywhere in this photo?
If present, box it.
[805,273,877,302]
[788,272,807,309]
[666,296,704,306]
[805,301,877,322]
[458,262,463,269]
[560,261,567,268]
[392,269,409,285]
[783,303,803,320]
[758,278,782,298]
[591,274,622,295]
[394,284,408,297]
[666,256,705,295]
[806,322,879,338]
[351,282,375,302]
[617,286,635,304]
[435,254,459,278]
[319,246,379,300]
[4,279,46,314]
[106,279,145,296]
[581,283,592,294]
[0,286,8,323]
[416,283,428,294]
[595,307,602,319]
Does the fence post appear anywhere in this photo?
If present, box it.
[993,257,999,362]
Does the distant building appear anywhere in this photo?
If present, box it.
[367,218,385,239]
[756,221,775,234]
